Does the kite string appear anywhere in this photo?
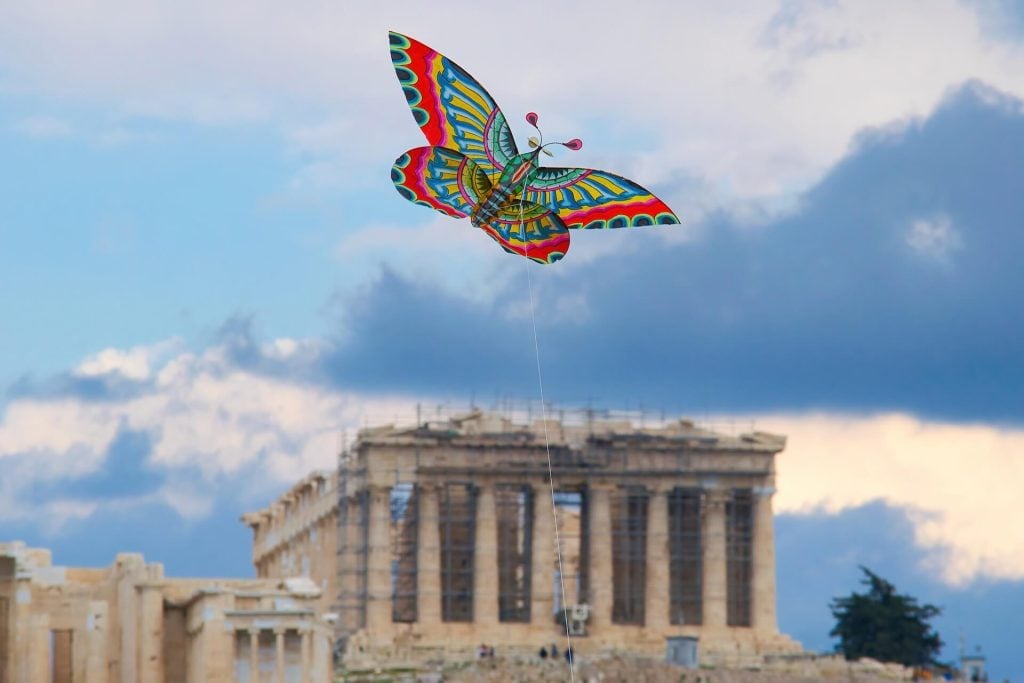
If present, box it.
[519,196,576,681]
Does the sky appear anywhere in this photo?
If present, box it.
[2,0,1023,678]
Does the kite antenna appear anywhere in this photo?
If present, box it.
[526,111,544,147]
[526,112,582,154]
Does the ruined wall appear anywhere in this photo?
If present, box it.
[0,541,334,683]
[244,471,339,618]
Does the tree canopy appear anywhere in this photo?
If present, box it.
[830,566,943,667]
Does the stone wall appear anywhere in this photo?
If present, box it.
[0,540,333,683]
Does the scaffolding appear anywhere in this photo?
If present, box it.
[726,488,754,627]
[390,483,419,623]
[552,487,590,617]
[439,482,477,623]
[353,400,758,441]
[335,448,369,640]
[611,486,649,625]
[668,487,704,625]
[319,404,781,662]
[495,484,533,623]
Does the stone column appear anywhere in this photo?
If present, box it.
[301,628,311,683]
[588,484,614,628]
[751,486,778,633]
[11,577,31,683]
[365,484,393,632]
[200,593,232,683]
[473,483,499,625]
[275,627,286,683]
[117,561,140,683]
[249,630,259,683]
[645,485,670,631]
[138,584,165,683]
[416,483,441,628]
[312,627,330,683]
[84,601,109,683]
[530,484,555,627]
[29,612,50,683]
[702,488,729,628]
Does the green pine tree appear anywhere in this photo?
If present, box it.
[829,567,943,667]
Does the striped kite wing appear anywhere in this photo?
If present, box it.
[391,146,491,218]
[389,31,518,179]
[525,167,679,230]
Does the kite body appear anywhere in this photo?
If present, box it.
[389,31,679,264]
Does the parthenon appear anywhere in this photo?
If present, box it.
[245,409,801,667]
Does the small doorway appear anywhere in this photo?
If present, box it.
[665,636,698,668]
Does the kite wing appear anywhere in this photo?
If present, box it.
[525,167,679,230]
[478,202,570,264]
[389,31,518,179]
[391,146,492,218]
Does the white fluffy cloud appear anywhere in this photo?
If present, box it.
[3,1,1024,210]
[74,339,181,380]
[766,412,1024,585]
[4,339,1022,588]
[0,339,416,522]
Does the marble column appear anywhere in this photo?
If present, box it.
[365,485,393,632]
[300,628,311,682]
[84,601,109,683]
[530,484,555,627]
[117,565,139,683]
[138,584,164,683]
[645,485,670,631]
[588,484,614,628]
[29,613,50,683]
[275,628,286,683]
[751,486,778,633]
[473,483,499,625]
[249,630,259,683]
[702,488,729,628]
[416,483,441,628]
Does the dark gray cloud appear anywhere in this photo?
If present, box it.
[321,82,1024,421]
[17,83,1021,420]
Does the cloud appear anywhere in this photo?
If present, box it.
[319,83,1024,421]
[776,502,1024,681]
[74,339,180,380]
[767,412,1024,585]
[905,214,962,263]
[7,326,1024,588]
[13,115,72,138]
[0,335,417,530]
[332,217,500,295]
[3,1,1024,210]
[967,0,1024,40]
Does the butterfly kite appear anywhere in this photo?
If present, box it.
[389,31,679,264]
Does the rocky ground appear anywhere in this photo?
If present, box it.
[341,653,913,683]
